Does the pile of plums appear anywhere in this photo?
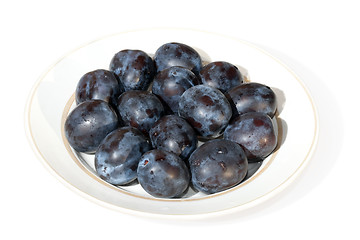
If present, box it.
[64,42,279,198]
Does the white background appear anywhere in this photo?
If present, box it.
[1,0,359,239]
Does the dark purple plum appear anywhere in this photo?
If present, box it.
[152,66,199,113]
[109,49,155,91]
[149,115,197,160]
[154,42,202,75]
[137,149,190,198]
[199,61,243,92]
[64,100,119,153]
[227,82,277,117]
[178,85,232,138]
[75,69,124,107]
[116,90,164,135]
[95,127,151,185]
[224,112,278,162]
[188,139,248,194]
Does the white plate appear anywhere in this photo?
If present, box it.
[25,29,318,215]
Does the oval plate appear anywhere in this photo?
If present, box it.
[25,29,318,215]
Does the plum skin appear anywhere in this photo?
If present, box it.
[109,49,155,91]
[64,100,119,153]
[65,42,283,199]
[149,115,198,160]
[227,82,277,117]
[224,112,278,162]
[95,127,151,185]
[137,149,190,198]
[154,42,202,75]
[116,90,164,135]
[75,69,123,108]
[152,66,199,113]
[178,85,232,138]
[199,61,243,92]
[188,139,248,194]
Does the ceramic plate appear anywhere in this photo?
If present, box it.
[25,29,318,215]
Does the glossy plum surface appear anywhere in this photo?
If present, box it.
[224,112,277,162]
[109,49,155,91]
[154,42,202,75]
[178,85,232,138]
[227,82,277,117]
[75,69,123,107]
[95,127,151,185]
[137,149,190,198]
[199,61,243,92]
[152,66,199,113]
[64,100,119,153]
[64,42,284,199]
[116,90,164,135]
[188,139,248,194]
[149,115,197,160]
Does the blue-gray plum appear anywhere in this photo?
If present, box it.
[188,139,248,194]
[227,82,277,117]
[152,66,199,113]
[137,149,190,198]
[116,90,164,135]
[154,42,202,75]
[64,100,119,153]
[109,49,155,91]
[95,127,151,185]
[224,112,277,162]
[178,85,232,138]
[149,115,197,160]
[199,61,243,92]
[75,69,124,108]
